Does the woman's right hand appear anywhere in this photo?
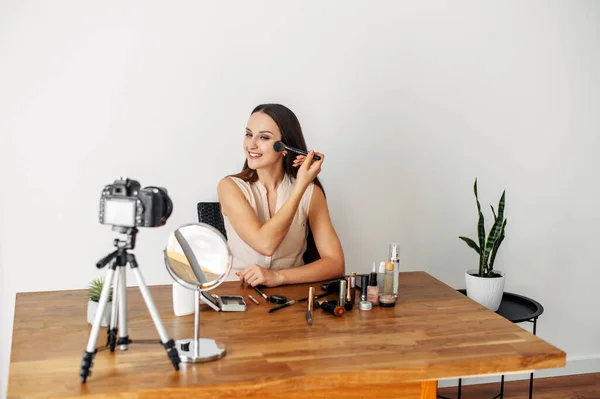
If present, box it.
[295,150,324,189]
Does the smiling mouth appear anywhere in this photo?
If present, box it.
[248,151,262,158]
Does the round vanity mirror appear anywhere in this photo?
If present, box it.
[164,222,232,363]
[165,223,232,290]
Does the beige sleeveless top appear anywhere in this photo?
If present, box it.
[222,174,315,279]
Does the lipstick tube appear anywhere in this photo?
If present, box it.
[339,280,347,307]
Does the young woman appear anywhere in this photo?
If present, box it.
[217,103,345,287]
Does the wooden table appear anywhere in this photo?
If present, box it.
[7,272,566,398]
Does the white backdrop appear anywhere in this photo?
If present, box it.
[2,1,600,396]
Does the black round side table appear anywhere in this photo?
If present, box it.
[438,290,544,399]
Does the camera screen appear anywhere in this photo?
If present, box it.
[103,198,136,227]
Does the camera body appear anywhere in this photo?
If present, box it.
[99,177,173,228]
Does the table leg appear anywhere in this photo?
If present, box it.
[439,317,540,399]
[437,378,460,399]
[492,375,504,399]
[529,317,537,399]
[529,372,534,399]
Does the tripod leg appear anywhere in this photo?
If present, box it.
[129,262,180,371]
[117,266,130,351]
[80,266,117,383]
[107,269,119,352]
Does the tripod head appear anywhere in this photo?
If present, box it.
[96,228,138,269]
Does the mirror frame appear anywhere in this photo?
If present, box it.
[163,222,233,291]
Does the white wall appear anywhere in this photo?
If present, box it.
[1,0,599,396]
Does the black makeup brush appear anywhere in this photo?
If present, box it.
[273,141,322,161]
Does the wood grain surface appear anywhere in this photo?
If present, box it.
[7,271,566,398]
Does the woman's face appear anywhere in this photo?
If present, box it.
[244,111,284,170]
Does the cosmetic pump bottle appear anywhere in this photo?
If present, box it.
[360,274,369,302]
[378,261,386,295]
[367,272,379,306]
[389,243,400,298]
[384,261,394,296]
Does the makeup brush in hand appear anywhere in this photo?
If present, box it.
[273,141,322,161]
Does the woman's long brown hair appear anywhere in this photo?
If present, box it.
[231,103,322,264]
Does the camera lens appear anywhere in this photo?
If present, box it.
[146,186,173,223]
[159,188,174,219]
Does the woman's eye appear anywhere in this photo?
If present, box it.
[245,132,252,137]
[260,136,269,140]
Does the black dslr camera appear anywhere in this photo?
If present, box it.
[99,177,173,228]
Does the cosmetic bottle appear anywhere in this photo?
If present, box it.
[378,261,386,295]
[345,277,353,311]
[384,262,394,296]
[172,282,195,316]
[360,274,369,302]
[367,272,379,306]
[339,279,347,307]
[389,243,400,298]
[350,272,357,302]
[379,294,396,308]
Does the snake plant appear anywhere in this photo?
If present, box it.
[459,179,507,277]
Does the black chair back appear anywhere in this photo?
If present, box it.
[197,202,227,239]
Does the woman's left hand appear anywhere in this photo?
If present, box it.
[236,264,283,287]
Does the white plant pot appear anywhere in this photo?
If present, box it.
[172,282,195,316]
[87,299,112,327]
[465,269,506,312]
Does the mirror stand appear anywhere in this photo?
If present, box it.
[175,289,226,363]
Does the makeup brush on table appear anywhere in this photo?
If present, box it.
[298,292,331,302]
[318,300,345,317]
[273,141,322,161]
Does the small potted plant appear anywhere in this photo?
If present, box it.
[87,277,113,326]
[459,178,507,311]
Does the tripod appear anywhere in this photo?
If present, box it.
[79,227,180,383]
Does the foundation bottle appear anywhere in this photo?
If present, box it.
[367,272,379,306]
[378,261,386,295]
[384,261,394,296]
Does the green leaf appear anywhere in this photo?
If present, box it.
[474,179,486,275]
[489,218,507,269]
[490,205,497,220]
[459,236,481,254]
[88,277,113,302]
[483,190,506,270]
